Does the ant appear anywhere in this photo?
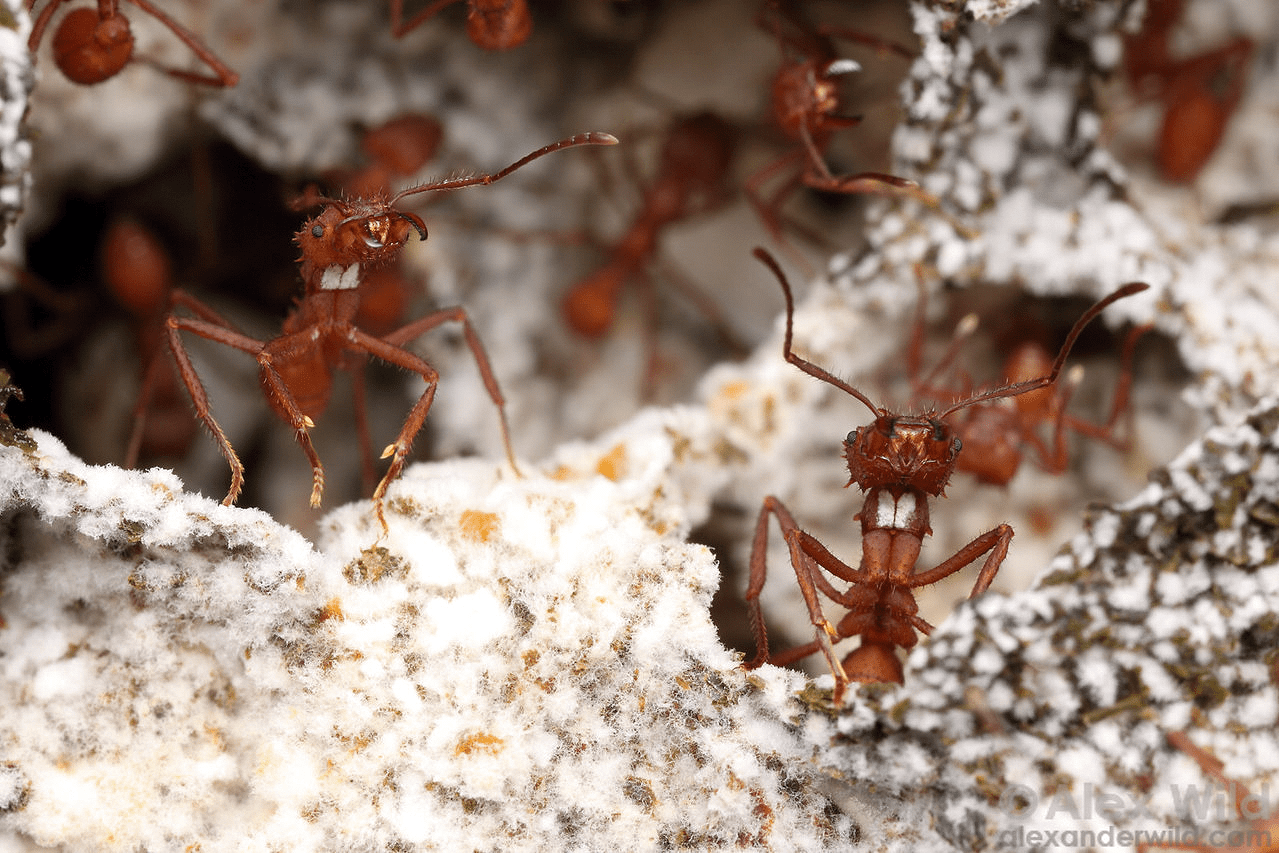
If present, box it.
[100,216,199,467]
[747,1,947,265]
[907,282,1151,487]
[27,0,239,87]
[164,132,617,532]
[389,0,531,51]
[560,111,741,390]
[1138,731,1279,852]
[743,247,1147,701]
[1122,0,1253,182]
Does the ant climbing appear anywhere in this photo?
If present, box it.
[560,111,741,392]
[27,0,239,87]
[743,247,1148,701]
[1121,0,1253,182]
[748,1,948,266]
[907,282,1152,487]
[389,0,531,50]
[1138,731,1279,852]
[163,131,617,532]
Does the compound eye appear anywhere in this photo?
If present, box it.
[952,437,963,455]
[845,430,857,445]
[311,224,324,238]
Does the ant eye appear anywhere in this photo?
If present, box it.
[953,437,962,453]
[311,224,324,238]
[845,430,857,444]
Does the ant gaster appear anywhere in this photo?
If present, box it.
[390,0,531,50]
[28,0,239,87]
[164,132,617,532]
[744,248,1148,701]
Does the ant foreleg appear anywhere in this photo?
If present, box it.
[907,523,1014,599]
[376,306,519,475]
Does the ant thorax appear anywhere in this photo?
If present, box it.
[843,414,961,496]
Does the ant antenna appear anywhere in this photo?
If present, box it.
[754,247,880,417]
[936,281,1150,420]
[389,132,619,206]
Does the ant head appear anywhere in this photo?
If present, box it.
[295,198,427,281]
[844,415,961,496]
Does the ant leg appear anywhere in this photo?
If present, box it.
[27,0,68,51]
[349,355,379,497]
[126,0,239,86]
[376,307,518,474]
[1059,322,1152,451]
[390,0,463,38]
[650,255,749,356]
[746,496,849,696]
[907,524,1014,598]
[124,349,167,469]
[165,293,269,506]
[744,149,814,275]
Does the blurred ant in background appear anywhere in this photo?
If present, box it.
[390,0,531,50]
[907,274,1152,488]
[748,0,957,268]
[1121,0,1253,182]
[560,110,745,395]
[27,0,239,86]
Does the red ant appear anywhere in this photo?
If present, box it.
[389,0,531,50]
[163,132,617,532]
[1122,0,1253,182]
[1138,731,1279,852]
[743,247,1147,701]
[27,0,239,87]
[560,111,742,390]
[907,283,1151,487]
[747,1,947,263]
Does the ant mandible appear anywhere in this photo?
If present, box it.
[164,132,617,532]
[27,0,239,87]
[744,248,1148,702]
[389,0,531,50]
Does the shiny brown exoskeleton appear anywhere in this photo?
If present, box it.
[744,248,1148,701]
[164,132,617,532]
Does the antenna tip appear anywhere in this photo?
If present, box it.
[591,132,620,146]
